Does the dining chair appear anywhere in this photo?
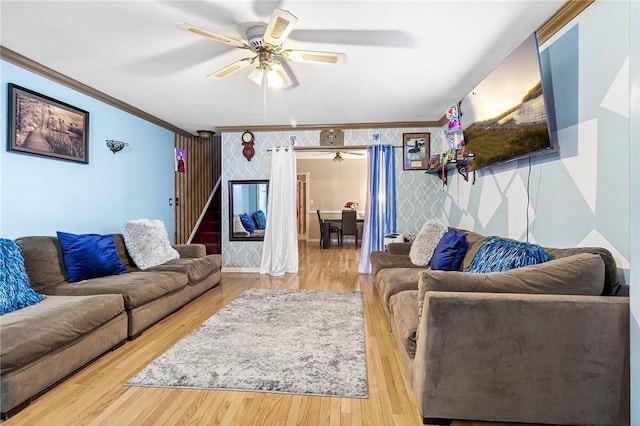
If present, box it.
[317,210,341,247]
[340,209,359,248]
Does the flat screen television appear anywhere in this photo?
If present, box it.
[459,32,552,171]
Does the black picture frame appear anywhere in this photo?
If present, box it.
[8,83,89,164]
[229,179,269,241]
[403,132,430,170]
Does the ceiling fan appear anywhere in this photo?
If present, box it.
[177,8,347,88]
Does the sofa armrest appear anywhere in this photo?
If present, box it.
[413,291,629,425]
[388,242,412,255]
[172,244,206,258]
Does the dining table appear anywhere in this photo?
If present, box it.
[319,211,365,249]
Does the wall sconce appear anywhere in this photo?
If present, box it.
[106,140,128,154]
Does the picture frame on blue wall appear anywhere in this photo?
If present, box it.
[7,83,89,164]
[402,132,430,170]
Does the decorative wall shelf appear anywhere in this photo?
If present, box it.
[425,153,474,186]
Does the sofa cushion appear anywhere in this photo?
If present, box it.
[417,253,605,318]
[122,219,180,270]
[388,290,419,359]
[467,236,549,273]
[0,294,124,374]
[370,251,426,277]
[1,239,44,315]
[458,229,487,271]
[430,229,468,271]
[56,232,129,282]
[545,246,620,296]
[15,236,68,292]
[376,268,422,305]
[147,255,222,283]
[40,271,188,309]
[409,220,448,266]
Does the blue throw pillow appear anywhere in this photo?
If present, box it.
[1,238,44,315]
[239,213,255,234]
[467,236,550,273]
[253,210,267,230]
[57,232,129,282]
[430,229,468,271]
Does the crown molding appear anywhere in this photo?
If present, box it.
[216,120,444,133]
[0,46,192,136]
[537,0,594,44]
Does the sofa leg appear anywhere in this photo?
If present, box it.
[423,418,452,425]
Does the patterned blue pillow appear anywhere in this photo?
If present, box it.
[1,238,44,315]
[467,236,549,273]
[253,210,267,230]
[239,213,255,233]
[57,232,129,282]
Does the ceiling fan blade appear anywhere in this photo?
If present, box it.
[284,49,347,65]
[207,57,254,80]
[289,29,415,47]
[177,23,248,49]
[263,8,298,46]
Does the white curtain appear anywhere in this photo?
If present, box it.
[260,147,298,275]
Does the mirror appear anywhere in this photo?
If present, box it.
[229,180,269,241]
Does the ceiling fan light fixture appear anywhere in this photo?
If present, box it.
[248,67,265,85]
[266,68,284,88]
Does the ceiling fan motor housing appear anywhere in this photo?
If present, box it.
[246,24,267,50]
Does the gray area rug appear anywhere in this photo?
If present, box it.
[126,288,368,398]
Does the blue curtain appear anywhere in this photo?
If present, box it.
[358,144,396,273]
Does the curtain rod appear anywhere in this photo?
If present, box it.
[266,145,402,152]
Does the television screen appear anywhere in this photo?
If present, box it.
[460,33,552,171]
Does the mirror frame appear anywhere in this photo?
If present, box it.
[228,179,269,241]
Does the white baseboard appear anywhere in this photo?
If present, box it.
[222,267,260,273]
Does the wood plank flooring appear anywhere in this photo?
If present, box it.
[4,242,526,426]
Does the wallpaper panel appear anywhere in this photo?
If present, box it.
[221,127,442,269]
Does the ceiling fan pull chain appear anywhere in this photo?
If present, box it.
[263,73,268,122]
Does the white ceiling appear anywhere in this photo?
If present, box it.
[0,1,566,135]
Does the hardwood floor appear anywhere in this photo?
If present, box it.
[5,242,521,426]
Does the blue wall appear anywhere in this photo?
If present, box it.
[0,60,176,240]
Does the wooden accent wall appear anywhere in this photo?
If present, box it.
[174,133,222,244]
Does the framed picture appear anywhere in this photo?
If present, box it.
[403,132,430,170]
[8,83,89,164]
[175,148,186,173]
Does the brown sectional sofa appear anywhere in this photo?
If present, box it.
[1,234,222,419]
[370,229,630,425]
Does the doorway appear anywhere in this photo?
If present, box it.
[296,173,309,240]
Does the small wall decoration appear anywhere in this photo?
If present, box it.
[319,129,344,147]
[175,148,186,173]
[8,83,89,164]
[402,132,430,170]
[241,130,255,161]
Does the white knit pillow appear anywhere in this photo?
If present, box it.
[233,214,249,235]
[122,219,179,270]
[409,220,448,266]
